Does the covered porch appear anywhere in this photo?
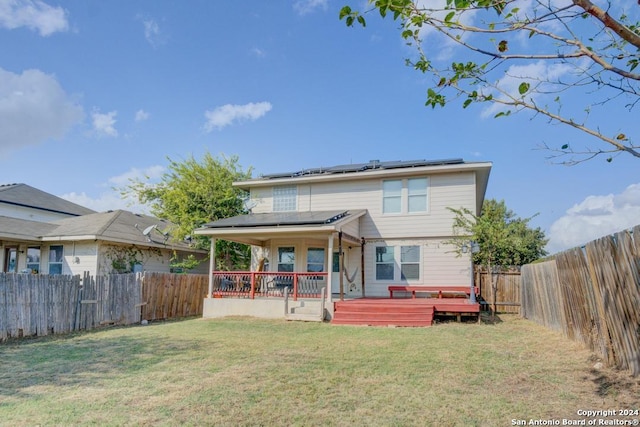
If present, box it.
[194,210,368,320]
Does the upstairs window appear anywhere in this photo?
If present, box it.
[273,186,297,212]
[382,178,428,214]
[382,180,402,214]
[407,178,428,213]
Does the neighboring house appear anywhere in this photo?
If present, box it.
[0,184,207,275]
[194,158,492,319]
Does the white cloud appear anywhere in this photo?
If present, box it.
[0,67,84,153]
[107,165,165,187]
[135,109,149,122]
[92,109,118,137]
[203,101,272,132]
[480,61,574,118]
[251,47,266,58]
[60,166,166,214]
[546,183,640,253]
[293,0,328,15]
[0,0,68,36]
[138,16,166,48]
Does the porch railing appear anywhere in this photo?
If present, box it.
[211,272,327,301]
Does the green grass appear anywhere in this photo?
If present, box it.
[0,315,638,426]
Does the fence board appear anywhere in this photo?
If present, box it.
[476,270,521,314]
[521,226,640,377]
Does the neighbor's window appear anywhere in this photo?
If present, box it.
[277,247,295,272]
[49,245,63,275]
[306,248,325,273]
[400,245,420,280]
[407,178,428,213]
[375,246,395,280]
[273,185,297,212]
[382,180,402,214]
[27,247,40,274]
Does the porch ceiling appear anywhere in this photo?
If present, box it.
[194,209,366,246]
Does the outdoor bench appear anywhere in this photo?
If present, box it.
[388,285,478,299]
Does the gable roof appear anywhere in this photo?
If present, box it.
[0,183,96,216]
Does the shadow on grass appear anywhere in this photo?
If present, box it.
[0,320,202,400]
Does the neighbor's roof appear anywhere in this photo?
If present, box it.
[0,216,58,241]
[0,183,96,216]
[40,210,204,252]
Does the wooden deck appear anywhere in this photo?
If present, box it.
[331,297,480,327]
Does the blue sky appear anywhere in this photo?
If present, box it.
[1,0,639,254]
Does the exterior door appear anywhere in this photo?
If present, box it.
[331,251,340,294]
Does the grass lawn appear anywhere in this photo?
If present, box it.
[0,314,638,426]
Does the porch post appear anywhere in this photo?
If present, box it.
[360,237,366,298]
[338,231,344,301]
[207,238,216,298]
[327,234,334,305]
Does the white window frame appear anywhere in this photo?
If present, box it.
[49,245,64,275]
[306,247,325,273]
[27,247,41,274]
[374,245,421,282]
[382,178,429,215]
[273,185,297,212]
[407,178,428,213]
[382,180,402,214]
[277,246,295,272]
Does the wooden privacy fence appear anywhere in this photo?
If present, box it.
[521,225,640,377]
[475,269,521,314]
[0,272,209,341]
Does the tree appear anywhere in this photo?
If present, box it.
[121,153,253,270]
[340,1,640,164]
[448,199,548,317]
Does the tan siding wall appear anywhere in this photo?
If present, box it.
[252,171,476,239]
[363,237,471,297]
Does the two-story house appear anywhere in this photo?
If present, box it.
[195,158,492,322]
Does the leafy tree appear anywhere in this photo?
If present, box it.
[448,199,548,316]
[340,1,640,164]
[121,153,253,271]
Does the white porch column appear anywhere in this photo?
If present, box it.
[327,233,334,305]
[207,238,216,298]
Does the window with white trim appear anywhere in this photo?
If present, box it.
[375,245,421,282]
[375,246,395,280]
[407,178,428,213]
[49,245,63,275]
[277,247,295,272]
[306,248,325,273]
[382,180,402,214]
[382,178,428,214]
[27,247,40,274]
[273,186,297,212]
[400,245,420,280]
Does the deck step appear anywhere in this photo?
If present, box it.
[332,300,435,327]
